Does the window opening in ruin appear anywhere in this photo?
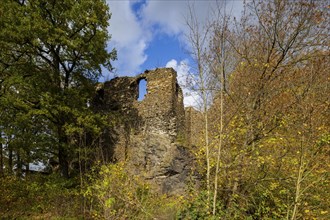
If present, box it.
[175,83,179,95]
[137,78,147,101]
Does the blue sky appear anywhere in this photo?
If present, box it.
[104,0,244,106]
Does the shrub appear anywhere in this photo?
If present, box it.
[84,162,179,219]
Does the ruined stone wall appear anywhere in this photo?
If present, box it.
[98,68,185,136]
[133,68,185,137]
[184,95,229,150]
[96,68,194,195]
[184,107,204,147]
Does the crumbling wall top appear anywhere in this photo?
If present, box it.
[98,68,184,136]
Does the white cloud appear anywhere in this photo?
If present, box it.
[140,0,243,39]
[106,0,150,76]
[105,0,244,78]
[166,59,201,109]
[140,1,188,35]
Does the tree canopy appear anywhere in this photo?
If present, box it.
[0,0,116,177]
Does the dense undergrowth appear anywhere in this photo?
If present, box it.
[0,164,180,219]
[1,158,329,219]
[0,174,83,219]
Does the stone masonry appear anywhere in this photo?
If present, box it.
[95,68,195,195]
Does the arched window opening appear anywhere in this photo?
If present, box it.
[137,78,147,101]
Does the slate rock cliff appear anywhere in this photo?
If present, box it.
[95,68,195,195]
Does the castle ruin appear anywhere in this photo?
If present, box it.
[94,68,197,195]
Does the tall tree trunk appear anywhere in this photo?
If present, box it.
[8,144,13,174]
[202,88,211,210]
[290,140,305,220]
[52,45,69,178]
[0,141,3,177]
[59,146,69,178]
[25,150,30,177]
[16,150,22,177]
[213,67,224,215]
[25,162,29,177]
[200,59,211,211]
[58,126,69,178]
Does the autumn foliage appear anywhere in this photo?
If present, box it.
[0,0,329,219]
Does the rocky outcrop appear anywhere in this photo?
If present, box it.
[95,68,195,195]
